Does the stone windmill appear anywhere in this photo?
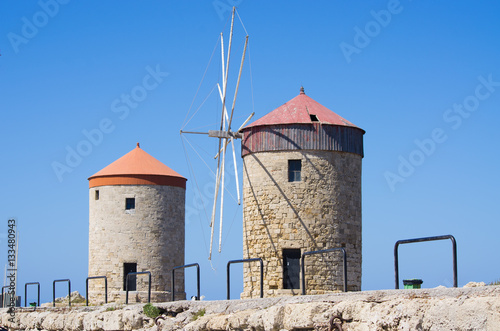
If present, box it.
[240,88,365,297]
[88,143,187,303]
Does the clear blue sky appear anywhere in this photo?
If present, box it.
[1,1,499,303]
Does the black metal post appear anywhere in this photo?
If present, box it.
[172,263,200,301]
[125,271,151,304]
[53,279,71,307]
[86,276,108,306]
[301,247,348,295]
[227,258,263,300]
[1,286,9,308]
[24,282,40,307]
[394,234,457,289]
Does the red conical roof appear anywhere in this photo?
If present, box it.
[88,143,186,188]
[241,88,365,157]
[246,87,363,131]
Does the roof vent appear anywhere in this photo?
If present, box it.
[310,114,319,122]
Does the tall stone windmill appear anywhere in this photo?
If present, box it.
[180,8,364,298]
[240,87,365,297]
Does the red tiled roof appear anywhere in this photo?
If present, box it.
[245,88,362,130]
[88,143,186,188]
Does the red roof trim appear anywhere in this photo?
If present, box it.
[89,175,186,189]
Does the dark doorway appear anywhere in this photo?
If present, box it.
[283,249,301,289]
[123,263,137,291]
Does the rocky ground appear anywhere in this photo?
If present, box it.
[1,284,499,330]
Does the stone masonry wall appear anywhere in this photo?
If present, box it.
[88,184,185,303]
[242,150,362,298]
[5,286,499,330]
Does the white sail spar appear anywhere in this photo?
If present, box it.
[180,7,254,260]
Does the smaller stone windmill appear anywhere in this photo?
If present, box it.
[87,143,187,303]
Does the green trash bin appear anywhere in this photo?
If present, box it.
[403,279,423,289]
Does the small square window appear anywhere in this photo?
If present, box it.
[310,114,319,122]
[288,160,301,182]
[95,190,99,200]
[125,198,135,210]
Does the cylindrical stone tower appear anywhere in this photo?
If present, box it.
[240,88,364,298]
[88,143,187,303]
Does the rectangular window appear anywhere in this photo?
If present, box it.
[125,198,135,210]
[123,263,137,291]
[95,190,99,200]
[288,160,301,182]
[283,249,301,289]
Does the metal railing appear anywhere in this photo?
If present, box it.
[86,276,108,306]
[394,235,457,289]
[301,247,348,295]
[8,235,460,306]
[125,271,151,304]
[227,258,263,300]
[172,263,200,301]
[24,282,40,307]
[53,279,71,307]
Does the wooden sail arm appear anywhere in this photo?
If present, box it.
[208,130,242,139]
[227,35,249,132]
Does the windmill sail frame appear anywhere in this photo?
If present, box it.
[180,7,253,260]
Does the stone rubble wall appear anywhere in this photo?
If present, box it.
[242,150,362,298]
[2,286,499,330]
